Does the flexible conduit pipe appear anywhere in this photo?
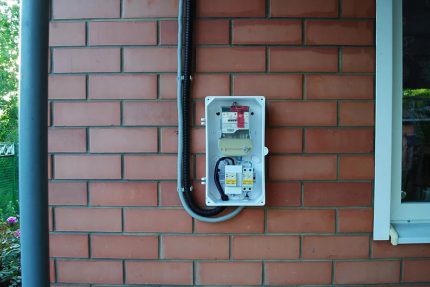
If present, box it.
[176,0,244,222]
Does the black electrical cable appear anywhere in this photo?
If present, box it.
[180,0,226,216]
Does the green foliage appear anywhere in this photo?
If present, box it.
[403,88,430,98]
[0,156,18,215]
[0,3,20,284]
[0,0,19,143]
[0,202,18,223]
[0,216,21,287]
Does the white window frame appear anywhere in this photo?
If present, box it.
[375,0,430,244]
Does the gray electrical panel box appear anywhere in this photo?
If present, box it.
[203,96,267,206]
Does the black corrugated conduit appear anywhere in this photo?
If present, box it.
[176,0,244,221]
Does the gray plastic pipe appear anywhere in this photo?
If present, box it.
[19,0,50,285]
[176,0,243,222]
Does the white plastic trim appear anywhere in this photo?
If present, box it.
[374,0,394,240]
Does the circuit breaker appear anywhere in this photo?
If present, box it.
[203,96,267,206]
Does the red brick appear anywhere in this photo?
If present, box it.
[159,21,177,45]
[159,183,206,206]
[196,47,266,72]
[304,182,372,206]
[270,48,338,72]
[49,207,53,231]
[373,285,430,287]
[48,50,51,74]
[162,236,229,259]
[90,182,157,206]
[124,47,176,72]
[197,0,265,17]
[159,182,181,206]
[53,283,87,286]
[95,76,155,100]
[160,128,179,153]
[48,128,86,153]
[91,235,158,259]
[266,128,303,153]
[124,208,192,233]
[234,75,302,99]
[305,128,373,153]
[372,242,430,258]
[267,209,335,233]
[48,103,51,127]
[123,0,178,18]
[52,0,120,19]
[57,260,123,284]
[195,19,230,44]
[49,181,87,206]
[194,101,205,126]
[159,74,177,99]
[48,75,86,99]
[306,20,374,45]
[48,155,52,179]
[265,262,332,285]
[189,183,208,207]
[160,20,230,45]
[271,0,338,17]
[268,101,337,126]
[193,74,230,98]
[232,236,299,260]
[403,260,430,282]
[307,75,374,99]
[195,209,264,233]
[303,236,369,259]
[233,20,301,44]
[50,234,88,258]
[266,182,301,207]
[53,48,120,73]
[197,262,262,285]
[269,155,337,180]
[55,155,121,180]
[55,208,122,232]
[50,259,55,282]
[161,128,204,153]
[342,47,375,72]
[160,74,230,99]
[195,154,206,179]
[126,261,192,285]
[90,128,157,153]
[334,261,400,284]
[124,155,177,180]
[342,0,376,18]
[49,22,85,46]
[338,208,373,232]
[192,129,205,154]
[123,101,177,126]
[89,21,156,45]
[339,101,375,126]
[340,155,374,180]
[53,102,120,127]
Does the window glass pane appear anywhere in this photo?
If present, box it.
[402,0,430,202]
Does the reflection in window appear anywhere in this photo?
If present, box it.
[402,1,430,202]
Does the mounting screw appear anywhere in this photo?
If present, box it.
[200,117,206,126]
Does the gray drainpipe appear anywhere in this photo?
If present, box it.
[19,0,50,285]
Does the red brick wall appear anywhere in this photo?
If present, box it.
[47,0,430,285]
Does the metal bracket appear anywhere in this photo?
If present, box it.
[389,224,399,246]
